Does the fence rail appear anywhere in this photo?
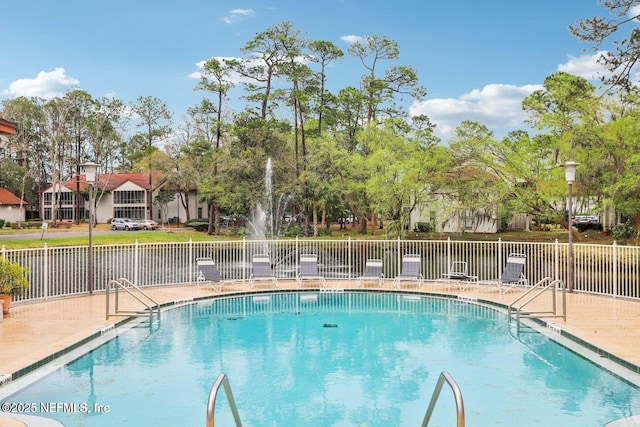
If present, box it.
[2,237,638,304]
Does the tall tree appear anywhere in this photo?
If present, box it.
[365,119,446,237]
[64,90,96,223]
[347,35,426,124]
[131,96,172,219]
[2,97,49,213]
[450,121,560,229]
[195,58,235,233]
[88,96,127,173]
[227,23,289,120]
[308,40,344,134]
[334,87,367,150]
[570,0,640,91]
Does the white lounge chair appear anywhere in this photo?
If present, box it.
[297,254,325,287]
[357,259,384,287]
[394,254,424,288]
[250,254,278,288]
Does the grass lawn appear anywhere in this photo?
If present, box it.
[0,222,618,250]
[0,224,218,249]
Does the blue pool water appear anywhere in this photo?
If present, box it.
[2,292,639,426]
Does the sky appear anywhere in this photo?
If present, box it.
[0,0,623,142]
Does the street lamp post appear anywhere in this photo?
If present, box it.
[81,161,99,295]
[563,161,579,293]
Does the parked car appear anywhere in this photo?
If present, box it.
[573,215,599,225]
[111,218,140,231]
[136,219,158,230]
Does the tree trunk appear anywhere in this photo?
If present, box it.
[312,200,318,237]
[207,204,215,235]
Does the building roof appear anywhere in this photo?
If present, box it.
[0,118,17,135]
[42,172,160,193]
[0,188,28,206]
[98,173,158,191]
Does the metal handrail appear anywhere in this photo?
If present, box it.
[421,371,465,427]
[508,277,566,325]
[105,278,160,320]
[206,373,243,427]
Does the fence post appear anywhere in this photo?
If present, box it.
[242,237,247,283]
[296,236,299,275]
[612,241,618,297]
[348,237,352,282]
[447,237,451,275]
[134,240,139,285]
[554,239,559,281]
[497,238,503,278]
[397,237,401,276]
[189,238,194,283]
[43,243,49,299]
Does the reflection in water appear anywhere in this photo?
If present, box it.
[4,293,639,426]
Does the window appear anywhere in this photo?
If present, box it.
[59,192,74,205]
[58,208,74,220]
[113,207,145,219]
[43,192,75,206]
[113,190,145,204]
[461,210,473,229]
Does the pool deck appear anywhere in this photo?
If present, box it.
[1,280,639,414]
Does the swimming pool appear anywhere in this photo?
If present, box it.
[1,291,639,426]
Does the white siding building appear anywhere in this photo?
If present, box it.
[41,173,207,224]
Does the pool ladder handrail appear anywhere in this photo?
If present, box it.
[421,371,465,427]
[206,373,243,427]
[508,277,566,327]
[105,277,160,320]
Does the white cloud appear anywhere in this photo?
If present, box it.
[222,8,254,24]
[410,83,542,140]
[557,52,611,81]
[340,35,363,45]
[412,53,619,141]
[2,68,79,99]
[556,51,640,87]
[190,56,257,84]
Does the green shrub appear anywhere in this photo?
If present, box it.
[282,225,306,237]
[575,223,603,233]
[0,257,30,295]
[0,219,5,228]
[316,227,330,237]
[415,222,432,232]
[186,220,209,232]
[612,220,634,241]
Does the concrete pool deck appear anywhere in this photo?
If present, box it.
[1,280,639,419]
